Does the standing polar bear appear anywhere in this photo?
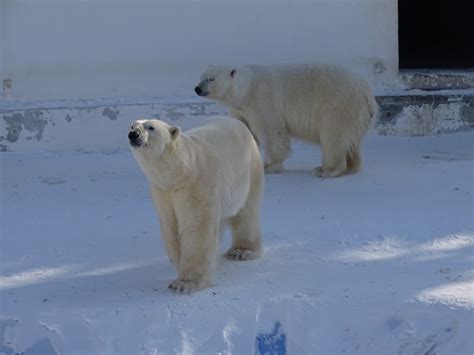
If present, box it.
[195,64,378,177]
[129,117,263,293]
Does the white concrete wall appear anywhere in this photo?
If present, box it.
[0,0,404,152]
[1,0,398,101]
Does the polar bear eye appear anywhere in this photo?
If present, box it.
[147,126,155,131]
[209,78,215,82]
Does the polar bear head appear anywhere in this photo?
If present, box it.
[195,65,250,107]
[128,119,181,157]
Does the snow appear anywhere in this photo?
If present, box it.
[1,131,473,354]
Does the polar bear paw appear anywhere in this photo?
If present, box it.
[168,279,202,294]
[264,162,284,174]
[225,247,260,261]
[312,166,343,178]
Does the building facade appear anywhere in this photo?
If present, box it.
[1,0,472,151]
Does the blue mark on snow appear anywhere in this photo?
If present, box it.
[255,321,286,355]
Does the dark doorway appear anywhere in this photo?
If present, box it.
[398,0,474,69]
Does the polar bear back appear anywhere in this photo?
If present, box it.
[188,117,256,163]
[244,64,375,142]
[188,117,261,218]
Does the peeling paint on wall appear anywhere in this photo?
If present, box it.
[3,110,48,142]
[102,107,120,120]
[0,99,229,152]
[460,105,474,124]
[0,95,472,152]
[377,95,474,136]
[377,103,403,123]
[402,72,474,91]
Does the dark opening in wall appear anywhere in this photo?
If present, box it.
[398,0,474,69]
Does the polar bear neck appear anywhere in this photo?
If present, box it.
[136,138,197,191]
[224,66,254,110]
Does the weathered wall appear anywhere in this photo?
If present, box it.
[1,0,472,152]
[0,0,398,101]
[0,98,227,152]
[1,94,473,152]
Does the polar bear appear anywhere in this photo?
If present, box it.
[195,64,378,177]
[128,117,264,293]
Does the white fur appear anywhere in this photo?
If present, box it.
[129,117,264,293]
[196,64,378,177]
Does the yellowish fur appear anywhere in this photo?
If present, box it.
[196,64,378,177]
[129,117,264,293]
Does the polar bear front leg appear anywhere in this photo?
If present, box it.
[169,216,219,294]
[263,138,289,173]
[261,117,291,174]
[169,192,219,293]
[150,186,180,265]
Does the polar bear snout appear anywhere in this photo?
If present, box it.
[194,85,207,97]
[128,129,142,147]
[128,130,139,140]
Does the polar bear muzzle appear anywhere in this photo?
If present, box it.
[194,84,208,97]
[128,129,145,148]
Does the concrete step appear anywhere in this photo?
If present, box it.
[376,92,474,136]
[1,90,473,152]
[400,70,474,91]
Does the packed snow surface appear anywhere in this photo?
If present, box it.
[1,132,473,354]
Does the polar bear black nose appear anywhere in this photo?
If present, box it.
[194,86,202,95]
[128,130,139,141]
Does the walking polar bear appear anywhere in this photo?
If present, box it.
[129,117,263,293]
[195,64,378,177]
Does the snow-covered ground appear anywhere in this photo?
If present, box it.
[1,131,473,354]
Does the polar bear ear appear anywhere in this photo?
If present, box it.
[230,68,238,78]
[169,126,181,140]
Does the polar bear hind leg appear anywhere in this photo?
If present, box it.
[346,145,361,174]
[312,132,348,178]
[226,163,263,261]
[314,138,362,178]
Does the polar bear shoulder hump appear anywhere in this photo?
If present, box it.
[188,116,252,141]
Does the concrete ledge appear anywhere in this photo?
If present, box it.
[401,70,474,91]
[377,94,474,136]
[1,93,473,152]
[0,98,227,152]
